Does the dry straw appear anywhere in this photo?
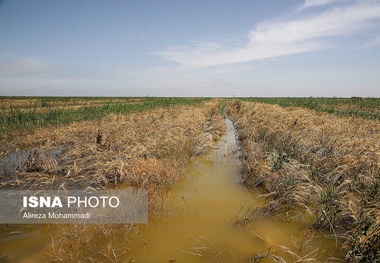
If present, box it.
[228,100,380,262]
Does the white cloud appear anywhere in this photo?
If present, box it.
[156,0,380,68]
[0,54,54,76]
[364,35,380,46]
[250,1,380,44]
[298,0,348,11]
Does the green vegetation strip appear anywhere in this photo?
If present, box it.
[0,97,207,133]
[244,97,380,120]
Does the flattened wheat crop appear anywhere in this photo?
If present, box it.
[1,102,224,194]
[0,100,225,262]
[228,100,380,262]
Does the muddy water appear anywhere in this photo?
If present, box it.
[125,119,346,262]
[0,119,346,262]
[0,225,51,263]
[0,148,62,178]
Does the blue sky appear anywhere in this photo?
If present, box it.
[0,0,380,97]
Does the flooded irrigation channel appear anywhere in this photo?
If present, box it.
[124,118,345,262]
[0,118,346,262]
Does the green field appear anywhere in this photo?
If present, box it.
[0,97,207,133]
[3,96,380,134]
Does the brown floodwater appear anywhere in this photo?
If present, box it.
[0,118,347,262]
